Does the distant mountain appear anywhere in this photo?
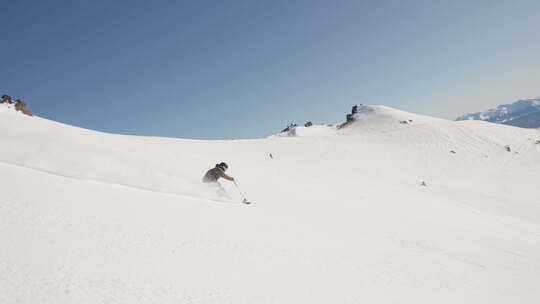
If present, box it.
[456,98,540,128]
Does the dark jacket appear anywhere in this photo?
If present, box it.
[203,166,234,183]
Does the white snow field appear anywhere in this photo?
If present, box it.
[1,104,540,303]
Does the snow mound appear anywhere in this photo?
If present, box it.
[0,101,18,113]
[275,105,446,138]
[342,105,445,132]
[275,124,337,137]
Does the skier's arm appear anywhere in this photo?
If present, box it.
[218,170,234,181]
[221,172,234,182]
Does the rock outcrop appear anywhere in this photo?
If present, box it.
[338,105,362,129]
[1,95,32,116]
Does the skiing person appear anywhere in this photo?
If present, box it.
[202,162,250,204]
[202,162,234,196]
[203,162,234,183]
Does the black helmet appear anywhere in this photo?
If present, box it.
[217,162,228,170]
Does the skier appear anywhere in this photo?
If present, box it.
[202,162,251,204]
[203,162,234,183]
[202,162,234,197]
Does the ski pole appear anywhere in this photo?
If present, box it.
[233,181,249,203]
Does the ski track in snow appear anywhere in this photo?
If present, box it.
[1,104,540,303]
[0,160,243,207]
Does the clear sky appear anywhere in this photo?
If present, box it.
[2,0,540,139]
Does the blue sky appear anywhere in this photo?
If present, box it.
[2,0,540,139]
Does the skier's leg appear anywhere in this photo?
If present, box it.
[216,183,228,198]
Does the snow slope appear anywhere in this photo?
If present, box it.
[1,104,540,303]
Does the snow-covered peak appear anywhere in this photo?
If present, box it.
[277,105,449,137]
[349,105,444,125]
[332,105,448,136]
[456,98,540,128]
